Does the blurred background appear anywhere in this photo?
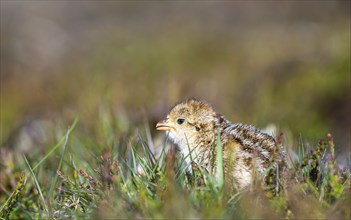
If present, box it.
[1,2,350,157]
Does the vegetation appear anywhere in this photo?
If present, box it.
[0,112,349,219]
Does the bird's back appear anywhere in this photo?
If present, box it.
[219,119,287,190]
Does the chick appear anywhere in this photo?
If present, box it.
[156,99,286,190]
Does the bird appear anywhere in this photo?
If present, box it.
[156,98,287,191]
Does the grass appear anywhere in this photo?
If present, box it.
[0,111,350,220]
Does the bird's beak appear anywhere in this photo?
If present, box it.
[156,120,172,131]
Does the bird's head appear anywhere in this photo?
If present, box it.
[156,99,219,153]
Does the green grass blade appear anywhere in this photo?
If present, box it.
[23,155,49,216]
[47,117,79,203]
[32,117,79,171]
[216,131,223,190]
[139,134,156,167]
[143,120,155,154]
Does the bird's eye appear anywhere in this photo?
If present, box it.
[177,118,185,125]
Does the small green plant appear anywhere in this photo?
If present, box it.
[0,173,26,219]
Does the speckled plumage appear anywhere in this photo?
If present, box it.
[156,99,287,190]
